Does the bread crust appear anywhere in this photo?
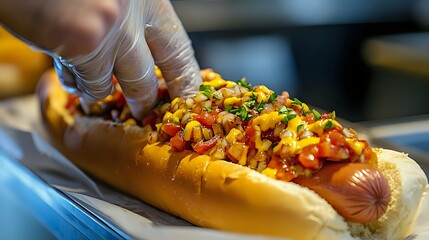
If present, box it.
[38,69,428,240]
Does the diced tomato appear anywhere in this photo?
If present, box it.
[113,75,118,85]
[276,91,289,105]
[323,131,348,147]
[261,129,280,143]
[318,142,337,159]
[303,113,315,124]
[318,143,349,161]
[325,125,343,135]
[267,155,295,182]
[114,92,126,108]
[245,125,257,138]
[244,125,258,150]
[141,113,157,128]
[161,123,182,136]
[291,104,302,113]
[260,129,272,140]
[362,142,375,164]
[170,132,187,152]
[276,170,295,182]
[65,95,78,111]
[268,155,282,169]
[194,109,220,127]
[320,112,335,121]
[298,145,321,170]
[241,118,253,128]
[193,135,220,154]
[157,87,170,102]
[241,120,250,127]
[317,131,350,160]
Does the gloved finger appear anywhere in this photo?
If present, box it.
[114,33,158,119]
[145,0,202,99]
[53,57,100,114]
[62,24,122,112]
[70,51,116,104]
[53,57,78,95]
[54,4,129,115]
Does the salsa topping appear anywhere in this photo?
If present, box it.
[65,68,377,182]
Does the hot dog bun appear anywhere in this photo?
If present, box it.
[38,69,428,240]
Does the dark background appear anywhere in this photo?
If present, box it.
[173,0,429,122]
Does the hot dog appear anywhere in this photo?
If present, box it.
[37,68,428,239]
[293,163,390,223]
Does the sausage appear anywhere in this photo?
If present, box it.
[293,163,391,223]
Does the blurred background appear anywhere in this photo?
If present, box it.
[0,27,51,100]
[1,0,429,239]
[175,0,429,122]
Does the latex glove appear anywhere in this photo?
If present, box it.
[0,0,201,118]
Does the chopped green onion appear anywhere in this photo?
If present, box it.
[237,78,252,90]
[173,116,180,123]
[292,98,302,106]
[312,109,321,121]
[230,106,239,114]
[204,106,212,112]
[224,104,232,112]
[199,84,211,91]
[199,84,212,97]
[331,111,336,120]
[301,109,311,115]
[282,114,297,123]
[279,106,288,115]
[256,101,265,113]
[235,105,252,120]
[268,92,277,103]
[246,100,256,108]
[297,124,304,132]
[250,92,257,101]
[212,93,220,100]
[324,120,334,130]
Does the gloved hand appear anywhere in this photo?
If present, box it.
[0,0,201,118]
